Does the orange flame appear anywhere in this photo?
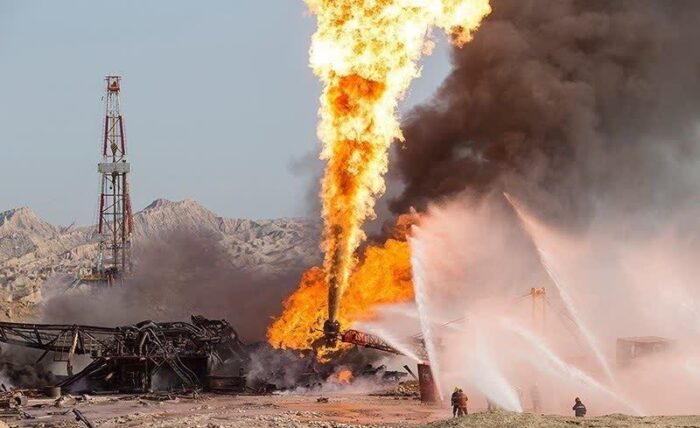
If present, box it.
[307,0,492,319]
[267,238,413,350]
[331,368,354,384]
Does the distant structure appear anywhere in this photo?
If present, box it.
[81,76,134,286]
[529,287,546,334]
[616,336,672,368]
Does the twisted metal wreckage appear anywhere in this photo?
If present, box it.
[0,315,247,394]
[0,314,437,400]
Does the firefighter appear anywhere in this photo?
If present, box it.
[451,387,460,417]
[458,389,468,416]
[572,397,587,417]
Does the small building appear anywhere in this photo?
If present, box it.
[616,336,672,368]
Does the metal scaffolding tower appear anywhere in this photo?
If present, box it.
[94,75,133,285]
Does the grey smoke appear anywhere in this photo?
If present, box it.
[245,345,388,390]
[288,151,324,218]
[245,345,318,389]
[0,347,55,388]
[40,228,303,342]
[391,0,700,229]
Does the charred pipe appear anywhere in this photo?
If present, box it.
[73,409,95,428]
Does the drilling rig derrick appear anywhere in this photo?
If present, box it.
[80,76,134,286]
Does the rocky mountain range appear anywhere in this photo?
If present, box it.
[0,199,321,319]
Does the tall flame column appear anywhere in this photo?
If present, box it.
[303,0,492,344]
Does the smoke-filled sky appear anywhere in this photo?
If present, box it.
[0,0,451,226]
[372,3,700,411]
[391,0,700,229]
[2,0,698,231]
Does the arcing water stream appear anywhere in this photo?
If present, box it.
[362,194,700,415]
[501,318,643,415]
[504,193,615,383]
[409,233,445,400]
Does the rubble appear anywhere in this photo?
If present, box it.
[0,390,32,421]
[53,395,76,408]
[370,380,420,398]
[0,390,27,409]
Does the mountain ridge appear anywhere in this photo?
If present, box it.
[0,199,321,319]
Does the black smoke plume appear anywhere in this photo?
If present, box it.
[392,0,700,227]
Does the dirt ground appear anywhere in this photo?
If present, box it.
[3,393,700,428]
[2,392,440,428]
[424,410,700,428]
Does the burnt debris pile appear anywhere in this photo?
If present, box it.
[0,315,247,394]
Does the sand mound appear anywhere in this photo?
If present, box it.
[423,410,700,428]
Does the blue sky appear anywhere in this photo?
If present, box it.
[0,1,451,225]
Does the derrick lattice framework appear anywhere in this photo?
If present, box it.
[96,76,133,284]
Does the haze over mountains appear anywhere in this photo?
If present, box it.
[0,199,320,320]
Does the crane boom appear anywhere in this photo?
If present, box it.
[0,321,116,355]
[340,329,428,361]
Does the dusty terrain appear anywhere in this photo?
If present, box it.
[4,393,700,428]
[4,393,440,428]
[425,411,700,428]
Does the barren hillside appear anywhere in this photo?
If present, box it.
[0,199,320,319]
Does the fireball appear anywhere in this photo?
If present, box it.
[268,238,413,350]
